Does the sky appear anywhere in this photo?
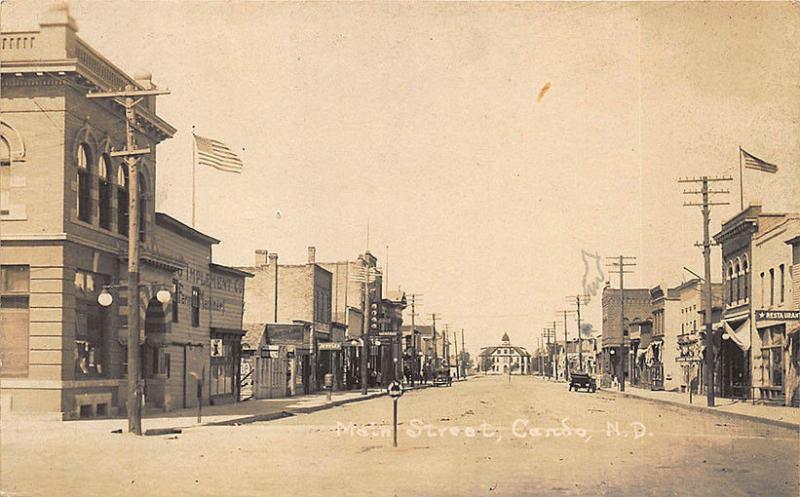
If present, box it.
[3,0,799,358]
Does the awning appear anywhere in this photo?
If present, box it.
[724,318,751,351]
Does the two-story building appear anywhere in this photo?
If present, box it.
[478,333,531,375]
[714,205,787,399]
[600,285,652,387]
[674,279,723,396]
[0,4,249,418]
[751,213,799,405]
[238,247,334,396]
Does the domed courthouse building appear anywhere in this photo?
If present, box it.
[478,333,532,375]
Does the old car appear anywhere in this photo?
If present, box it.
[568,372,597,393]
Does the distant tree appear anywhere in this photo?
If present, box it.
[460,351,474,372]
[581,322,595,338]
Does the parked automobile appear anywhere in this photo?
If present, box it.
[568,372,597,393]
[433,368,452,387]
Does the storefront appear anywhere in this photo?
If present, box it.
[209,328,244,405]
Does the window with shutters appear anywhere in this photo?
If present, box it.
[0,265,30,377]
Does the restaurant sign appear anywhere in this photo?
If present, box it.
[755,310,800,321]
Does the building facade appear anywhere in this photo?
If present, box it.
[674,279,723,396]
[714,205,788,399]
[478,333,531,375]
[750,214,799,406]
[238,248,334,395]
[600,285,653,387]
[0,5,248,417]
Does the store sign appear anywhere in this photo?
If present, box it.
[210,338,224,357]
[260,345,279,358]
[755,310,800,321]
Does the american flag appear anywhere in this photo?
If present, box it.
[193,134,243,173]
[741,148,778,174]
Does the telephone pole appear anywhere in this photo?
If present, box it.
[556,309,577,380]
[461,328,466,378]
[680,175,732,407]
[542,327,555,379]
[429,313,440,372]
[453,329,460,380]
[87,85,169,435]
[407,294,422,386]
[567,295,591,371]
[351,262,380,395]
[606,255,636,392]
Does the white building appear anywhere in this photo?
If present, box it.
[478,333,531,375]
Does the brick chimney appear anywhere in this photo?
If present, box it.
[255,249,269,267]
[307,246,316,264]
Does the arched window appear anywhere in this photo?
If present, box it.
[138,171,147,242]
[735,261,741,303]
[0,138,10,217]
[116,164,129,235]
[98,154,112,230]
[742,256,749,302]
[76,143,92,223]
[727,263,734,304]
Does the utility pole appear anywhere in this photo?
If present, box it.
[606,255,636,392]
[680,175,731,407]
[453,329,460,380]
[567,295,591,372]
[87,84,169,436]
[444,324,450,374]
[351,262,379,395]
[429,313,439,373]
[407,294,422,386]
[537,336,542,376]
[543,327,555,379]
[552,321,559,380]
[461,328,466,378]
[556,309,577,380]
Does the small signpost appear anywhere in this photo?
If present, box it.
[387,381,404,447]
[324,373,334,402]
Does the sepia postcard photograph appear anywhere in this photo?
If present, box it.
[0,1,798,496]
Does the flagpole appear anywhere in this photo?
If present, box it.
[738,145,744,211]
[192,125,197,227]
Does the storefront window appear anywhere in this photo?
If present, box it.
[74,270,109,377]
[211,337,235,396]
[760,327,784,387]
[1,265,30,377]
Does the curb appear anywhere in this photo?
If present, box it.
[599,388,799,431]
[151,384,439,433]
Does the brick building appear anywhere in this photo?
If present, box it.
[600,285,653,386]
[713,205,788,399]
[0,4,249,418]
[238,247,335,395]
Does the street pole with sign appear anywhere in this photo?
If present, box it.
[387,380,403,447]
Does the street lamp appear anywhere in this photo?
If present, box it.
[97,284,172,307]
